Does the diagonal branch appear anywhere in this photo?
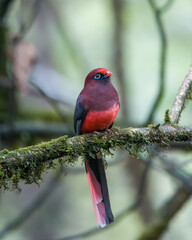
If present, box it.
[169,67,192,124]
[30,81,66,122]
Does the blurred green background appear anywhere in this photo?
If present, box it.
[0,0,192,239]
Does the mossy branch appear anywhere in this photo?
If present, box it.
[0,125,192,191]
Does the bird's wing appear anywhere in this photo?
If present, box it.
[74,95,87,135]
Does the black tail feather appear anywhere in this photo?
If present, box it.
[86,153,114,225]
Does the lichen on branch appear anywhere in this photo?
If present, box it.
[0,125,192,191]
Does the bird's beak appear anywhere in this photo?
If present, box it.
[104,71,112,78]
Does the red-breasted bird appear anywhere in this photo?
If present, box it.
[74,68,120,227]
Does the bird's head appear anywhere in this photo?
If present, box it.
[84,68,112,86]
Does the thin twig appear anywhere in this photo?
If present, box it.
[145,0,173,125]
[169,67,192,124]
[30,81,66,122]
[148,148,192,191]
[157,154,192,191]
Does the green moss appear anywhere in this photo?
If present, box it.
[164,109,171,123]
[164,109,178,126]
[1,149,9,154]
[0,126,191,191]
[0,136,68,190]
[148,123,161,129]
[186,85,192,100]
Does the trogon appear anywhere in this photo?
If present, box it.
[74,68,120,227]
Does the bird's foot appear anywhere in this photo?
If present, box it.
[93,131,101,135]
[106,129,113,133]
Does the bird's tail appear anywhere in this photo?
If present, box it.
[85,153,114,228]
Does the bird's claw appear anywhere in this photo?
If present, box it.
[93,131,101,135]
[106,129,112,133]
[93,129,112,135]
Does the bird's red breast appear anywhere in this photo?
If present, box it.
[81,104,119,133]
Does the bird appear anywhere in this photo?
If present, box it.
[74,68,120,228]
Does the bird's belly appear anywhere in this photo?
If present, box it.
[81,105,119,133]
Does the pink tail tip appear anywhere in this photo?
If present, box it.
[85,161,107,227]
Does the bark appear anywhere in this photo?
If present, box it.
[0,124,191,191]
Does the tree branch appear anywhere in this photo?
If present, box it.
[0,125,192,191]
[169,67,192,124]
[145,0,173,124]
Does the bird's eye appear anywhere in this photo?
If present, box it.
[94,73,101,79]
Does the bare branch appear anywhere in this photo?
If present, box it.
[145,0,170,124]
[161,157,192,191]
[30,81,66,122]
[169,67,192,124]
